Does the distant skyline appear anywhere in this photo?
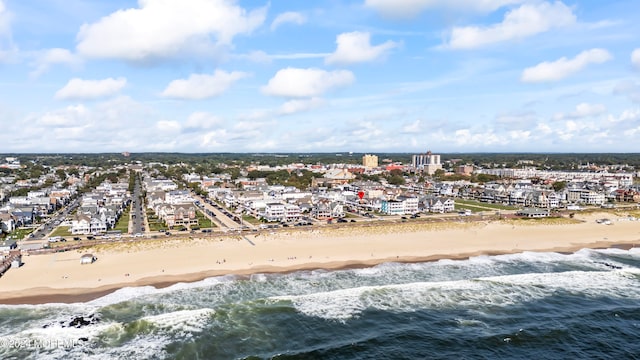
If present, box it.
[1,0,639,153]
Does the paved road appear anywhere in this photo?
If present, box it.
[190,192,255,230]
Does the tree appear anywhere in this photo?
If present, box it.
[55,169,67,181]
[552,181,567,192]
[387,174,405,185]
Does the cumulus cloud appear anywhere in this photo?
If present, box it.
[607,108,640,123]
[446,1,576,49]
[161,70,248,100]
[0,0,11,35]
[30,48,82,78]
[325,31,398,66]
[632,48,640,69]
[76,0,267,61]
[0,0,17,62]
[183,111,223,132]
[454,128,502,146]
[495,111,537,130]
[55,77,127,100]
[262,67,355,97]
[521,48,612,83]
[278,98,325,115]
[402,119,423,133]
[156,120,182,133]
[553,103,606,120]
[613,80,640,103]
[364,0,525,18]
[37,105,88,127]
[270,11,306,31]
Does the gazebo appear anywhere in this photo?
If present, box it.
[80,254,96,264]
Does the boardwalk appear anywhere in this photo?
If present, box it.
[0,250,21,277]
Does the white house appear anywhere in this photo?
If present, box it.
[264,203,285,222]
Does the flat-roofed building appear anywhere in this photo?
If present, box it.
[412,150,442,175]
[362,154,378,169]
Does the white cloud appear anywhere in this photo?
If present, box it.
[613,80,640,103]
[156,120,182,133]
[270,11,306,31]
[278,98,325,115]
[37,105,88,127]
[262,67,355,98]
[553,102,606,120]
[0,0,11,35]
[76,0,267,61]
[0,0,16,62]
[184,111,223,132]
[402,119,423,133]
[607,108,640,123]
[521,48,612,83]
[55,77,127,100]
[632,48,640,69]
[325,31,398,66]
[454,128,502,146]
[161,70,248,100]
[30,48,82,78]
[447,1,576,49]
[364,0,525,18]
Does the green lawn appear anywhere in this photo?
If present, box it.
[456,199,517,210]
[147,214,167,231]
[454,204,489,213]
[241,214,261,225]
[196,210,214,228]
[114,208,130,232]
[50,226,73,237]
[7,228,34,240]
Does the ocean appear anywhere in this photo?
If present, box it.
[1,247,640,359]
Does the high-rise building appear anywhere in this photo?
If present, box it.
[412,150,442,175]
[362,154,378,169]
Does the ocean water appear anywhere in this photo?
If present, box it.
[1,247,640,359]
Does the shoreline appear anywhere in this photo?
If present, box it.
[1,213,639,305]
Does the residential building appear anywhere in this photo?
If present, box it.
[412,150,442,175]
[362,154,378,169]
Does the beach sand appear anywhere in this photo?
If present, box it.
[1,212,639,304]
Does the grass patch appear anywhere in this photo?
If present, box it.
[145,211,168,231]
[454,204,489,213]
[114,208,130,233]
[241,214,261,225]
[148,218,167,231]
[10,228,34,240]
[456,199,517,210]
[196,210,214,228]
[50,226,73,237]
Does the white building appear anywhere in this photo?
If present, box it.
[412,150,442,175]
[264,203,285,222]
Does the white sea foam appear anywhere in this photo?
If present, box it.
[140,308,215,335]
[86,275,235,307]
[274,266,640,321]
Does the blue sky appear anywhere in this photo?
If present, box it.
[1,0,639,153]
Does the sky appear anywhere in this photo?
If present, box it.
[0,0,639,154]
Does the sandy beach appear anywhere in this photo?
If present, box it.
[1,212,639,304]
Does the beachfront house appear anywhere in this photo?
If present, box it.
[516,208,549,218]
[263,203,285,222]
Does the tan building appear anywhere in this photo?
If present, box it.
[456,165,474,176]
[362,154,378,169]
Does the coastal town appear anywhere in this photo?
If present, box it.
[1,152,639,262]
[0,150,638,304]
